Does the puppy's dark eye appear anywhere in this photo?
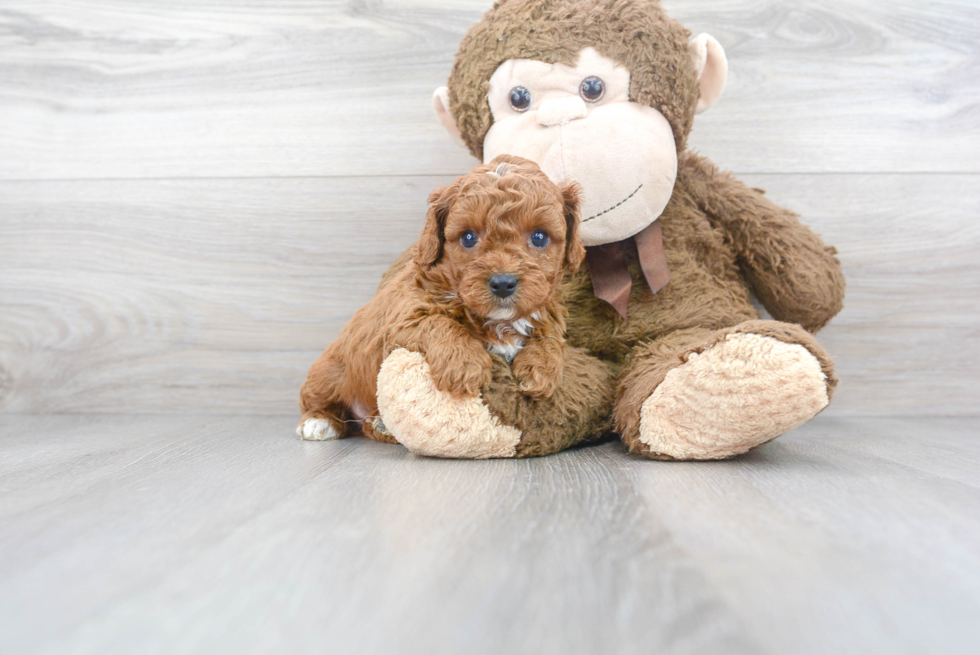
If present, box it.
[509,86,531,112]
[530,230,549,248]
[460,230,479,249]
[580,76,604,102]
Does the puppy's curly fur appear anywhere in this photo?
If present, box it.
[298,155,585,442]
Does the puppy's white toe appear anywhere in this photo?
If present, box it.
[298,418,340,441]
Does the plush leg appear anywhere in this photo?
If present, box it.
[614,320,838,460]
[376,346,615,459]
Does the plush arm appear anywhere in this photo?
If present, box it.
[680,152,845,332]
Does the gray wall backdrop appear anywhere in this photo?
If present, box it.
[1,0,977,416]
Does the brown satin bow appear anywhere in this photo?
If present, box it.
[584,220,670,319]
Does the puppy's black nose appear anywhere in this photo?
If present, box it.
[488,274,519,299]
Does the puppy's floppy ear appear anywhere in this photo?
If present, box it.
[413,183,457,268]
[560,182,586,272]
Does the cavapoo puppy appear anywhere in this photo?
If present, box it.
[297,154,585,442]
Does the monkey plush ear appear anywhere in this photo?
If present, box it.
[432,87,467,148]
[413,184,456,268]
[689,33,728,114]
[560,182,586,273]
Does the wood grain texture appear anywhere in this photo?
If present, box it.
[0,0,978,180]
[2,173,977,415]
[0,414,978,654]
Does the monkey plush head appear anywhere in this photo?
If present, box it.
[433,0,727,247]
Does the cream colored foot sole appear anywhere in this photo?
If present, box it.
[376,349,522,459]
[639,333,829,459]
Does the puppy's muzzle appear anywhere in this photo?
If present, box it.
[488,273,519,299]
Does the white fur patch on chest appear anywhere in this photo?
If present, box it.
[487,339,524,362]
[484,313,539,362]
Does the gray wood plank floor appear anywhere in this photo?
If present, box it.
[1,414,978,655]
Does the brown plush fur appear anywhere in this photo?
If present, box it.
[405,0,847,458]
[482,345,617,457]
[561,151,845,356]
[299,155,585,440]
[486,150,845,456]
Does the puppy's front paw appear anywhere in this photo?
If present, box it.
[426,346,492,398]
[296,418,341,441]
[513,360,562,400]
[513,346,563,400]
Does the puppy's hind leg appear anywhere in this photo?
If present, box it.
[297,350,352,441]
[297,415,344,441]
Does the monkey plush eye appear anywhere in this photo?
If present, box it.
[509,86,531,112]
[530,230,549,248]
[460,230,479,249]
[580,76,605,102]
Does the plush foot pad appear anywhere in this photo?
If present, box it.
[639,333,829,459]
[297,418,341,441]
[376,349,522,459]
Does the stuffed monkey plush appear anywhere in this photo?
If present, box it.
[327,0,845,459]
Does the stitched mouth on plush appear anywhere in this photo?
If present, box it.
[582,184,643,223]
